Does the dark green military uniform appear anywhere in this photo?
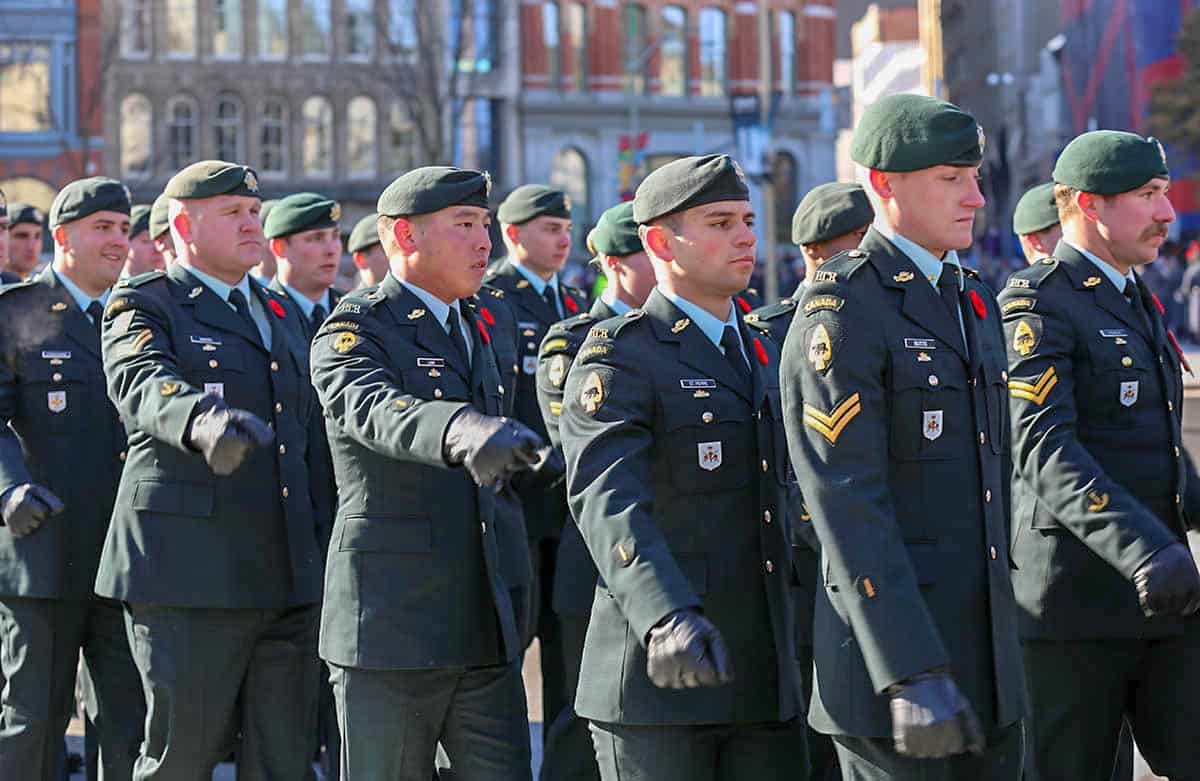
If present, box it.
[0,179,144,780]
[1001,130,1200,780]
[309,167,529,781]
[99,163,324,780]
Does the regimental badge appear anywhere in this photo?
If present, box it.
[893,271,915,283]
[977,123,987,153]
[482,170,493,196]
[804,295,844,315]
[580,370,605,415]
[731,159,746,184]
[159,381,181,396]
[407,308,426,320]
[189,286,203,299]
[244,170,259,192]
[1086,489,1110,512]
[813,270,838,283]
[923,410,944,441]
[803,393,862,445]
[51,302,67,312]
[808,323,833,374]
[917,351,932,362]
[1013,319,1040,356]
[331,203,341,221]
[46,390,66,413]
[563,194,572,211]
[671,318,690,334]
[332,332,359,353]
[548,354,569,388]
[204,382,225,398]
[516,279,530,289]
[1083,276,1102,288]
[1119,380,1139,407]
[697,441,723,471]
[523,355,539,375]
[1152,136,1167,166]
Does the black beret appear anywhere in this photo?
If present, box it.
[149,194,171,239]
[791,183,874,245]
[1012,182,1060,235]
[264,192,341,239]
[497,184,571,224]
[851,94,984,172]
[588,201,642,257]
[633,154,750,224]
[49,177,132,229]
[348,213,381,254]
[7,202,44,228]
[1052,130,1170,195]
[129,204,153,238]
[165,160,262,200]
[377,166,491,217]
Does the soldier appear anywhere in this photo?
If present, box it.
[310,166,554,780]
[0,178,144,780]
[264,192,346,337]
[559,154,804,780]
[535,200,654,781]
[0,188,16,285]
[124,203,166,277]
[1000,130,1200,780]
[746,181,873,781]
[348,213,390,290]
[7,202,45,280]
[148,193,176,266]
[780,94,1025,778]
[254,199,280,282]
[1012,182,1061,264]
[98,160,325,780]
[485,184,588,734]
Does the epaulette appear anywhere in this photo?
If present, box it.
[746,297,797,323]
[961,266,981,280]
[330,290,380,318]
[1006,256,1060,291]
[554,311,596,333]
[816,248,871,281]
[744,317,772,336]
[118,270,167,288]
[480,284,505,300]
[581,309,644,343]
[0,278,38,296]
[541,312,597,356]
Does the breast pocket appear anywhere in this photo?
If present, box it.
[19,354,99,432]
[1084,340,1150,427]
[399,366,472,402]
[888,352,966,461]
[177,345,247,399]
[660,393,753,493]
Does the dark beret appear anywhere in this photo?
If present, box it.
[588,201,642,257]
[129,204,153,238]
[264,192,340,239]
[49,177,132,229]
[497,184,571,225]
[1012,182,1060,235]
[377,166,491,217]
[1052,130,1170,195]
[165,160,262,200]
[791,183,874,245]
[149,194,171,239]
[260,199,280,226]
[633,154,750,224]
[851,94,984,172]
[0,188,6,220]
[348,213,381,254]
[7,202,44,229]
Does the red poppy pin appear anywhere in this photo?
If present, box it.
[479,306,496,326]
[564,294,579,314]
[268,299,286,319]
[968,289,987,319]
[476,319,491,345]
[736,296,752,313]
[753,337,769,366]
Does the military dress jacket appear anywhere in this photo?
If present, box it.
[536,299,617,618]
[1000,243,1200,640]
[266,279,345,340]
[560,289,799,726]
[309,273,521,670]
[484,259,588,541]
[781,228,1025,739]
[0,268,126,599]
[97,263,324,609]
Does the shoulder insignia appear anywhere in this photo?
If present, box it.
[803,295,844,315]
[671,318,690,333]
[334,300,363,315]
[1001,298,1036,315]
[819,249,870,280]
[1012,317,1042,356]
[159,381,181,396]
[808,323,833,373]
[486,287,505,299]
[579,370,606,415]
[541,338,570,354]
[125,270,166,288]
[1083,276,1102,288]
[893,271,914,283]
[105,297,134,319]
[744,318,771,336]
[324,320,360,332]
[516,279,530,289]
[331,332,360,353]
[1008,366,1057,405]
[803,392,861,445]
[1008,277,1031,289]
[580,344,611,359]
[132,329,154,353]
[813,270,839,283]
[748,298,798,322]
[547,353,570,388]
[744,313,759,323]
[587,327,609,340]
[1086,490,1110,512]
[961,266,980,280]
[846,249,866,259]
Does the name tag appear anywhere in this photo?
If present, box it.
[1099,329,1128,338]
[190,336,222,345]
[204,383,224,398]
[680,378,717,390]
[518,321,539,331]
[904,338,937,350]
[417,357,445,368]
[41,351,71,360]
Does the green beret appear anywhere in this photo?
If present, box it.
[7,202,44,229]
[149,194,171,239]
[589,202,642,257]
[497,184,571,225]
[165,160,262,200]
[1052,130,1170,195]
[129,204,153,238]
[49,177,132,229]
[264,192,340,239]
[0,188,6,220]
[260,199,279,226]
[377,166,490,217]
[851,94,984,172]
[348,213,381,254]
[1012,182,1060,235]
[633,154,750,224]
[791,183,874,245]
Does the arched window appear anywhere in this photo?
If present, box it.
[347,96,377,178]
[166,0,197,58]
[549,146,590,254]
[259,98,288,176]
[213,94,244,161]
[302,96,333,178]
[772,151,798,244]
[659,5,686,96]
[120,93,152,179]
[388,102,414,174]
[166,95,198,169]
[698,8,726,96]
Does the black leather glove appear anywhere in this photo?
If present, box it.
[887,673,984,759]
[646,609,734,689]
[186,403,274,476]
[1,483,64,538]
[511,445,567,492]
[443,408,544,488]
[1132,542,1200,617]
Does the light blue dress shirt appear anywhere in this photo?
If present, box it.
[282,283,331,320]
[398,276,473,364]
[876,224,968,346]
[602,295,631,316]
[55,271,110,324]
[512,261,563,318]
[184,264,272,348]
[1063,239,1136,296]
[657,287,748,364]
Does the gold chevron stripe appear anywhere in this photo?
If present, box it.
[1008,366,1057,405]
[803,393,862,444]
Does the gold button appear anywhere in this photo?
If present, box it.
[481,522,487,534]
[1169,401,1175,412]
[278,444,286,455]
[765,560,775,573]
[985,489,992,503]
[118,451,126,462]
[761,459,769,472]
[527,342,536,350]
[990,546,998,560]
[498,386,505,395]
[1002,371,1008,381]
[270,361,279,372]
[928,375,939,387]
[1121,356,1132,367]
[52,372,62,382]
[274,402,283,413]
[702,412,714,424]
[763,510,772,524]
[979,432,986,445]
[434,388,443,399]
[282,486,289,498]
[209,359,219,368]
[1176,494,1182,505]
[1175,446,1181,457]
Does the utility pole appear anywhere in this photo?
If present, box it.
[757,0,778,302]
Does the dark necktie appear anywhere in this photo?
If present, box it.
[937,266,967,352]
[446,307,471,368]
[721,324,750,387]
[542,285,561,319]
[86,301,104,341]
[1123,278,1152,336]
[310,304,327,332]
[228,289,261,345]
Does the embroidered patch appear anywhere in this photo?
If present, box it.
[1086,490,1109,512]
[580,371,606,415]
[803,393,862,445]
[1012,318,1041,357]
[808,323,833,374]
[813,270,838,283]
[923,410,943,441]
[1008,278,1031,289]
[1008,366,1057,405]
[804,295,845,315]
[1001,298,1036,315]
[1119,380,1139,407]
[324,321,360,332]
[47,390,66,413]
[159,381,181,396]
[548,354,569,388]
[698,441,723,471]
[332,333,359,353]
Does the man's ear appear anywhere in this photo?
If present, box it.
[352,251,368,270]
[172,210,192,243]
[393,217,419,255]
[52,224,69,252]
[504,223,521,247]
[1075,191,1100,223]
[867,168,894,200]
[269,237,288,259]
[641,224,672,262]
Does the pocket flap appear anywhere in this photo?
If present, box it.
[131,479,214,517]
[337,514,433,553]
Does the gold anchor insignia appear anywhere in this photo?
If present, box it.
[407,308,426,320]
[893,271,915,283]
[671,318,690,334]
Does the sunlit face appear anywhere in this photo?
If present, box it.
[9,222,43,277]
[658,200,758,298]
[512,216,572,275]
[608,249,655,306]
[126,230,164,275]
[402,206,493,300]
[878,165,986,255]
[1089,178,1175,267]
[277,225,342,294]
[60,210,131,292]
[181,195,264,279]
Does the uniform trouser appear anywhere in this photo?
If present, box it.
[528,538,564,743]
[797,644,840,781]
[316,661,340,781]
[125,602,319,781]
[538,612,598,781]
[0,596,143,781]
[331,660,531,781]
[589,718,808,781]
[831,721,1022,780]
[1023,627,1200,781]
